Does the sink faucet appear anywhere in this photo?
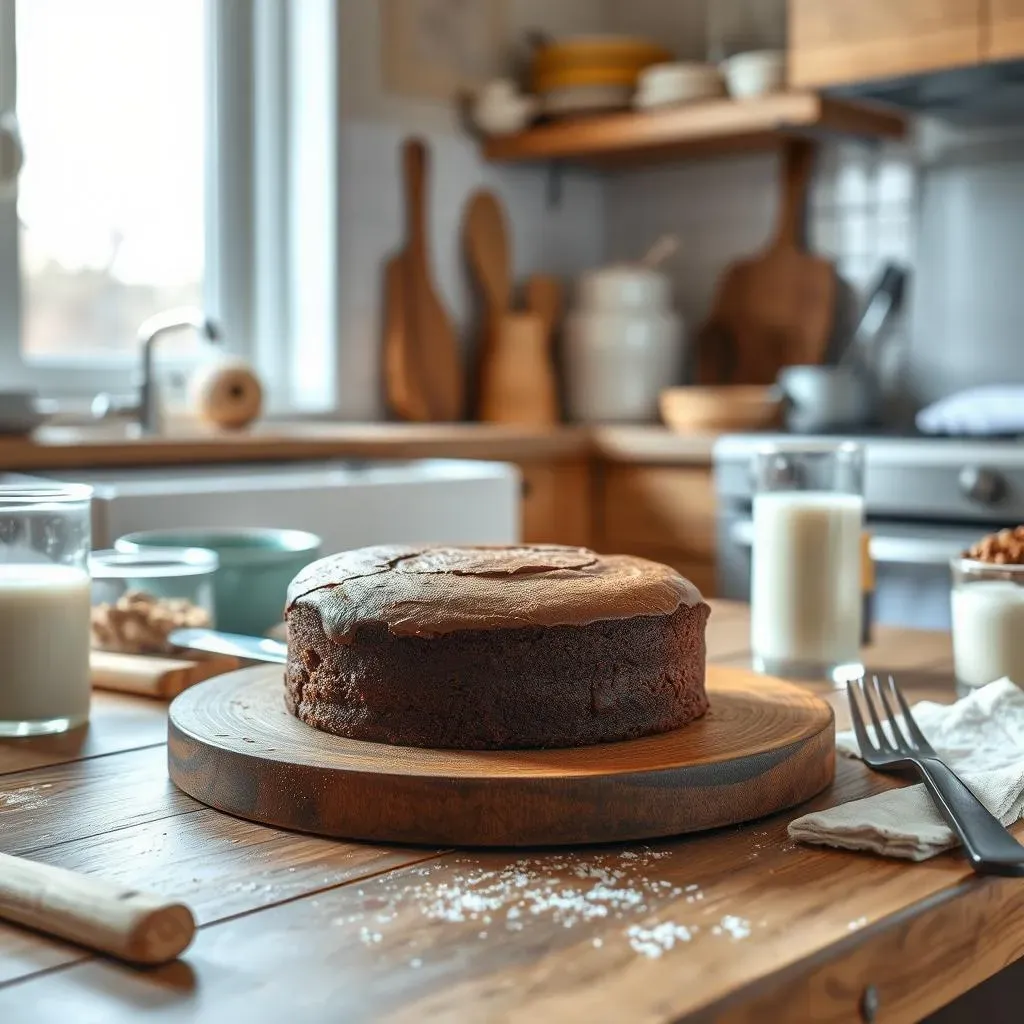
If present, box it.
[93,307,221,435]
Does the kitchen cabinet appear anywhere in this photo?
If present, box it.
[989,0,1024,60]
[597,465,718,596]
[519,460,591,548]
[788,0,984,88]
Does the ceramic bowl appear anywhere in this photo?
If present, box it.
[114,527,322,636]
[634,62,725,108]
[721,50,786,99]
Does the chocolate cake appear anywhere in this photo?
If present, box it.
[284,544,710,750]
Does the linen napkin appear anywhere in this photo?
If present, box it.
[788,678,1024,861]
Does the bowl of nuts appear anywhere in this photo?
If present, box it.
[90,548,219,656]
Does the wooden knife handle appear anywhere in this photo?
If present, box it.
[403,137,429,256]
[0,851,195,965]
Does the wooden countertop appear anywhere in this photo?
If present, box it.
[0,423,719,471]
[3,602,1014,1023]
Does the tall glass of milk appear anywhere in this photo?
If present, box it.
[751,443,864,681]
[0,484,93,736]
[951,558,1024,694]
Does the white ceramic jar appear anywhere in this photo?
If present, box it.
[564,265,684,423]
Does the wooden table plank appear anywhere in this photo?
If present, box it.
[0,746,197,857]
[0,808,444,985]
[4,763,1016,1024]
[0,692,168,776]
[0,604,1015,1024]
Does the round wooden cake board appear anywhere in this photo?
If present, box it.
[167,665,835,847]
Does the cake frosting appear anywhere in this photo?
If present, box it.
[286,544,702,639]
[285,544,710,750]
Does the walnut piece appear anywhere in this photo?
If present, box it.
[965,525,1024,566]
[91,590,211,655]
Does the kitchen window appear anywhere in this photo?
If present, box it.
[0,0,338,412]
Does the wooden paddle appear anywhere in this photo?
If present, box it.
[524,273,562,344]
[400,138,465,420]
[464,189,512,412]
[696,138,836,385]
[382,252,431,421]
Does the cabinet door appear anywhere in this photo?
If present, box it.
[519,461,591,548]
[788,0,984,88]
[989,0,1024,60]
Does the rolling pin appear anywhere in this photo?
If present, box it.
[0,851,195,965]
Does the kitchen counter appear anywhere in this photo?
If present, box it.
[0,423,717,471]
[1,602,1013,1023]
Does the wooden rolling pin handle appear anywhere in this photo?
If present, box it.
[0,851,195,965]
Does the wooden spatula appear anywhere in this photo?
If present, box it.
[464,189,513,411]
[524,274,562,344]
[382,252,431,421]
[464,190,513,322]
[400,138,465,420]
[696,139,836,385]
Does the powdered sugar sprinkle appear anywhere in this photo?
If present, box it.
[336,847,743,962]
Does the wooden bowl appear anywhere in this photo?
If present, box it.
[660,385,782,434]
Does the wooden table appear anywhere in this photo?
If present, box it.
[1,602,1019,1023]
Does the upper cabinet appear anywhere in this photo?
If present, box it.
[788,0,984,88]
[990,0,1024,60]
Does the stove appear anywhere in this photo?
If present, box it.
[713,433,1024,631]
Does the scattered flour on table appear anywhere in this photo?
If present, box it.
[333,847,757,962]
[627,922,693,958]
[0,783,53,811]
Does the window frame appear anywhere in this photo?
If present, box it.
[0,0,338,413]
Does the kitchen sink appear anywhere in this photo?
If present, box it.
[41,459,520,553]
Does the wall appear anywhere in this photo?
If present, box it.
[335,0,609,419]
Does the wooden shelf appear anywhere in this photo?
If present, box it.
[483,91,906,166]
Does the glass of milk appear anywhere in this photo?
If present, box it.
[951,558,1024,694]
[0,484,93,736]
[751,442,865,682]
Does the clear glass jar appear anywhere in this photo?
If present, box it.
[950,558,1024,694]
[751,442,865,681]
[89,548,218,655]
[0,484,92,736]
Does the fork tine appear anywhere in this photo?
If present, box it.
[847,679,878,756]
[872,674,911,753]
[886,674,933,752]
[858,676,895,752]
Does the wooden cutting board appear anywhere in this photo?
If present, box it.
[696,139,836,385]
[168,664,834,847]
[400,138,465,421]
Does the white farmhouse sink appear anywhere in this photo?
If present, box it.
[43,459,520,553]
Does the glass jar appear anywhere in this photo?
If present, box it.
[751,442,865,681]
[950,558,1024,694]
[89,548,218,655]
[0,483,93,736]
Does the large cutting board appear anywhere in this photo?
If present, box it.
[168,665,834,847]
[696,139,836,385]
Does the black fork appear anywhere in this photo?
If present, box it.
[848,674,1024,876]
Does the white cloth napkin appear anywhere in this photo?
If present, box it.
[788,678,1024,861]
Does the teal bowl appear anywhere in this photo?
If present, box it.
[114,528,322,636]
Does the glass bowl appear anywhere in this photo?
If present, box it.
[89,547,219,655]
